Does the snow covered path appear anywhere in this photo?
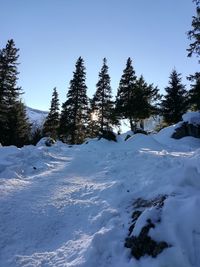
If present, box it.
[0,142,128,267]
[1,132,200,267]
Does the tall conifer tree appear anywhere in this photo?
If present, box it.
[59,57,88,144]
[0,39,30,146]
[189,77,200,110]
[129,75,160,129]
[187,1,200,83]
[115,58,137,131]
[92,58,114,134]
[187,0,200,62]
[161,69,188,124]
[43,87,60,139]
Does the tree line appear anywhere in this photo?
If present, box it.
[0,0,199,146]
[0,40,199,147]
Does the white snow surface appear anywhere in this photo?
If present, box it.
[182,111,200,125]
[1,128,200,266]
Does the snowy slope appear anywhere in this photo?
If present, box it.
[26,107,48,130]
[0,128,200,266]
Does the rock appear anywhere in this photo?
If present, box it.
[125,195,170,260]
[172,122,200,139]
[125,219,169,260]
[133,195,167,209]
[134,128,148,135]
[45,137,56,147]
[128,210,142,236]
[98,130,117,142]
[125,134,132,141]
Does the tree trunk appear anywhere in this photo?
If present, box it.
[129,117,136,132]
[140,120,144,130]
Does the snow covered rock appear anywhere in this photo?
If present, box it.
[36,137,56,147]
[182,111,200,125]
[45,137,56,147]
[172,122,200,139]
[172,112,200,139]
[125,195,170,260]
[98,130,117,142]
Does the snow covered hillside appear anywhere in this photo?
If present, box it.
[26,107,48,130]
[1,127,200,267]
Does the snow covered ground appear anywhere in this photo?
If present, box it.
[1,126,200,267]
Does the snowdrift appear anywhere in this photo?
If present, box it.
[1,122,200,267]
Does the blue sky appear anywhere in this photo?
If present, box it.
[0,0,199,111]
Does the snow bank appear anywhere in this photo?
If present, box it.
[182,111,200,125]
[0,130,200,267]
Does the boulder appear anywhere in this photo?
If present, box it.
[172,122,200,139]
[98,130,117,142]
[45,137,56,147]
[125,219,169,260]
[125,195,170,260]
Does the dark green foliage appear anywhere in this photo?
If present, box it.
[6,101,31,147]
[189,76,200,110]
[0,39,31,146]
[43,87,60,139]
[116,58,137,131]
[31,127,43,145]
[116,58,160,131]
[161,70,188,125]
[187,0,200,62]
[129,76,160,129]
[59,57,89,144]
[59,101,69,142]
[91,58,115,135]
[87,98,98,138]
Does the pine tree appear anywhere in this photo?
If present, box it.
[7,101,31,147]
[187,1,200,81]
[31,127,43,145]
[187,0,200,62]
[115,57,137,131]
[43,87,60,139]
[129,75,160,129]
[87,98,98,138]
[59,57,89,144]
[91,58,114,135]
[161,70,188,125]
[59,101,69,142]
[189,76,200,110]
[0,39,31,146]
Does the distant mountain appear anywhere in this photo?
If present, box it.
[26,107,48,131]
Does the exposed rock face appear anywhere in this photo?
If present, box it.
[172,122,200,139]
[125,195,170,260]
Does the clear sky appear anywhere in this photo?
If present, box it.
[0,0,199,111]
